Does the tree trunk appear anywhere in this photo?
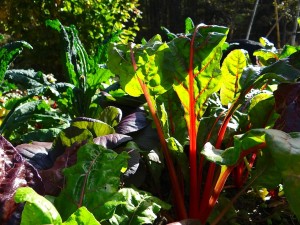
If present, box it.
[291,0,300,45]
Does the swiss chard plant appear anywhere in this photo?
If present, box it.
[107,17,300,224]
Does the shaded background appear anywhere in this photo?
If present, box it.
[0,0,299,78]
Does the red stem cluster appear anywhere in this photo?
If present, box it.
[128,27,266,223]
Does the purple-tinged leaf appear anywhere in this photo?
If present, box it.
[15,142,53,170]
[274,83,300,132]
[116,111,148,134]
[39,142,83,196]
[122,142,145,188]
[0,135,44,224]
[131,124,160,151]
[93,133,132,149]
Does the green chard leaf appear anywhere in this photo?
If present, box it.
[14,187,62,225]
[220,49,250,105]
[108,188,171,225]
[63,207,100,225]
[108,35,174,97]
[248,93,278,129]
[170,24,228,128]
[54,143,129,221]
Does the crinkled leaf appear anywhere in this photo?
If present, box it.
[5,69,75,97]
[156,89,187,144]
[93,133,132,149]
[54,143,129,221]
[108,188,171,225]
[253,50,278,66]
[116,111,148,134]
[5,69,50,88]
[0,41,32,82]
[14,187,62,225]
[0,136,44,223]
[63,206,100,225]
[47,19,89,90]
[107,44,138,95]
[0,100,43,136]
[87,67,114,89]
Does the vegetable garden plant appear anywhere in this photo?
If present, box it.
[1,18,300,225]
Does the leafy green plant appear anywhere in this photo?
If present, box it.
[0,20,128,143]
[107,17,300,223]
[14,187,100,225]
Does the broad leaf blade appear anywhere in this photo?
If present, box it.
[99,106,122,127]
[220,49,249,105]
[0,41,32,82]
[14,187,62,225]
[108,35,174,97]
[116,111,148,134]
[72,119,115,137]
[171,24,228,127]
[63,206,100,225]
[109,188,171,225]
[54,143,129,221]
[185,17,194,34]
[248,93,278,129]
[93,133,132,149]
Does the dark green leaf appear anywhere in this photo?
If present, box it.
[0,41,32,82]
[108,188,171,225]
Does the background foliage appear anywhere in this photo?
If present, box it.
[0,0,141,77]
[138,0,299,45]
